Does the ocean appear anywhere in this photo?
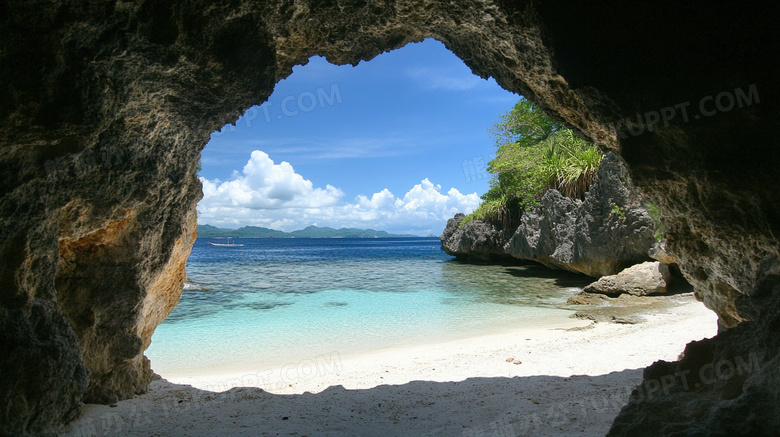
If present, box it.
[145,237,592,377]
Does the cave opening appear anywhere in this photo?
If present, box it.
[141,39,718,401]
[3,2,776,435]
[145,37,540,389]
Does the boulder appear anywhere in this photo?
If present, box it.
[583,261,672,296]
[439,214,513,262]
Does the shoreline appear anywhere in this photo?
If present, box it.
[166,293,715,396]
[65,293,718,436]
[158,313,592,392]
[152,304,588,382]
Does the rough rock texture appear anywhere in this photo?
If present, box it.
[573,310,644,325]
[569,292,700,326]
[56,205,197,403]
[609,287,780,436]
[648,240,679,266]
[566,292,609,306]
[441,154,656,275]
[583,261,672,296]
[439,213,513,262]
[505,153,656,277]
[0,1,778,435]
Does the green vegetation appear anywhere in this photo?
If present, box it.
[643,200,665,241]
[610,203,626,220]
[461,98,603,228]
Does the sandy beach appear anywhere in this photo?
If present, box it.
[64,294,717,436]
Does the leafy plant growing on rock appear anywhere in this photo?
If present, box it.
[610,203,626,221]
[461,98,603,228]
[643,200,665,241]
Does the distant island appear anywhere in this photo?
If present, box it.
[197,224,420,239]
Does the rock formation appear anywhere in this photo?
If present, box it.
[442,153,657,277]
[648,240,679,266]
[505,153,656,277]
[583,261,672,297]
[440,213,514,262]
[608,290,780,436]
[0,1,777,435]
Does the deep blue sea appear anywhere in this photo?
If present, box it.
[145,237,592,377]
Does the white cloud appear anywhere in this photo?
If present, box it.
[197,151,480,236]
[199,151,344,210]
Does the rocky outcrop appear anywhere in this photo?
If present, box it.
[569,292,701,325]
[609,290,780,436]
[506,154,655,277]
[445,153,656,276]
[583,261,672,296]
[567,292,610,306]
[0,1,778,435]
[440,213,513,262]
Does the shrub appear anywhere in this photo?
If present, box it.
[461,98,603,228]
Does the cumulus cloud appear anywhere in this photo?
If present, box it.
[345,179,480,233]
[200,151,344,210]
[197,151,480,235]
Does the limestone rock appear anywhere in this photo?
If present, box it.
[439,214,512,262]
[0,299,88,434]
[570,292,701,325]
[609,289,780,436]
[648,240,679,265]
[573,311,644,325]
[583,262,671,296]
[567,292,609,305]
[505,154,656,277]
[440,154,656,275]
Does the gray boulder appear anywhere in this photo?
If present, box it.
[439,213,512,262]
[505,153,656,277]
[583,261,672,296]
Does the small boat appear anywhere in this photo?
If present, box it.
[208,237,244,247]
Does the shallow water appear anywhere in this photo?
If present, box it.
[146,237,592,376]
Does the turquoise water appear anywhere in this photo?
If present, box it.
[146,238,592,376]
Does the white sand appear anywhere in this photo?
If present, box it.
[63,296,717,437]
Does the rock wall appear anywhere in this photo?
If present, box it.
[608,285,780,436]
[0,0,777,435]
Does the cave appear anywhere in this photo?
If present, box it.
[1,1,778,435]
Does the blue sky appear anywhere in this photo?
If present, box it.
[198,39,519,236]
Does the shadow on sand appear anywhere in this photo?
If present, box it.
[63,370,643,437]
[503,263,596,289]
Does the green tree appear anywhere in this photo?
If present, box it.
[462,98,603,228]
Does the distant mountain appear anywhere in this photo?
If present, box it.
[197,225,288,238]
[196,224,419,238]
